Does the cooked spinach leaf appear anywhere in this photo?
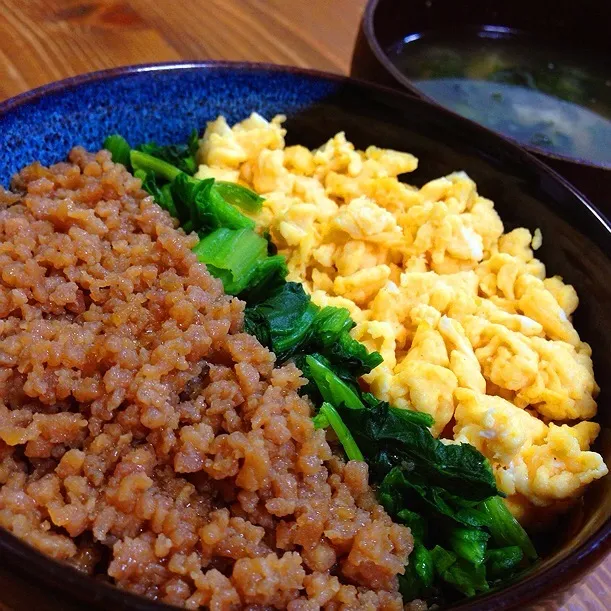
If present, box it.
[193,228,268,295]
[437,553,489,597]
[337,400,498,499]
[238,254,288,303]
[137,129,199,175]
[305,354,365,410]
[303,355,535,602]
[103,134,131,168]
[133,169,178,218]
[214,181,264,213]
[448,527,490,566]
[399,542,435,601]
[131,149,183,183]
[314,402,364,461]
[243,282,318,360]
[481,496,538,561]
[486,546,524,579]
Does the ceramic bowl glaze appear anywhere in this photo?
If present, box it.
[350,0,611,213]
[0,62,610,611]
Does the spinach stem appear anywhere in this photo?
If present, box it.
[319,402,364,462]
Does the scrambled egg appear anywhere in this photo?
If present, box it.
[196,113,607,524]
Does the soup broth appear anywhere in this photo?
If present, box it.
[388,30,611,164]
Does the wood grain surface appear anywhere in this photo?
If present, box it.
[0,1,609,610]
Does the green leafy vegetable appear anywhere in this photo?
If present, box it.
[481,496,537,561]
[131,149,184,183]
[362,392,434,428]
[380,468,478,528]
[239,254,288,303]
[314,402,364,461]
[193,227,287,298]
[103,134,131,168]
[243,282,318,361]
[440,556,489,597]
[123,137,277,297]
[305,354,364,410]
[133,169,178,218]
[200,180,256,231]
[169,172,207,224]
[305,308,383,377]
[337,400,498,499]
[137,129,199,175]
[193,228,268,295]
[244,285,383,379]
[399,543,435,601]
[324,331,384,378]
[312,411,330,430]
[430,546,458,574]
[214,181,264,213]
[486,546,523,579]
[397,509,427,541]
[425,546,489,597]
[130,150,258,233]
[412,543,435,589]
[170,173,254,231]
[448,527,490,566]
[160,184,176,215]
[310,306,354,344]
[303,356,535,602]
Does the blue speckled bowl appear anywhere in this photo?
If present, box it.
[0,62,610,611]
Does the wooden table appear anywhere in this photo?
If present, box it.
[0,1,609,609]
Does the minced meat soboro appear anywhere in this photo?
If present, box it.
[0,149,413,610]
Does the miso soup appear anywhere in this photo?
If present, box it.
[388,29,611,165]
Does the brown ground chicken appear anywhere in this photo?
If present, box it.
[0,149,413,610]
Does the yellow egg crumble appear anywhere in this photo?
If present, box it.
[196,113,607,525]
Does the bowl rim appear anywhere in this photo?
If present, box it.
[359,0,611,171]
[0,59,408,115]
[0,59,610,611]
